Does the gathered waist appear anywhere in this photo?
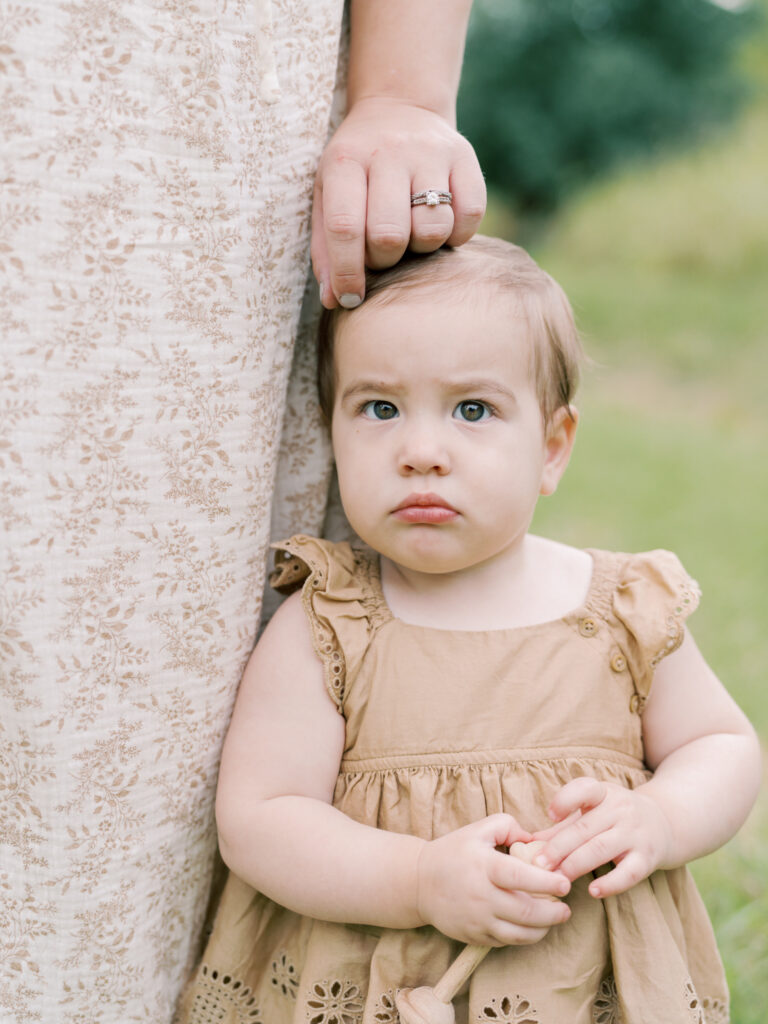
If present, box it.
[339,745,647,776]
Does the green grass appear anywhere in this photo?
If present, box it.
[536,105,768,423]
[481,73,768,1024]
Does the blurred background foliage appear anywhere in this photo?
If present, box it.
[457,2,767,1020]
[459,0,756,218]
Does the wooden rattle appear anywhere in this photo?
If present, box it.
[395,841,558,1024]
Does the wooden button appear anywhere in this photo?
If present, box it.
[610,650,627,673]
[579,616,598,637]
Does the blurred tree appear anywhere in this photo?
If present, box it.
[458,0,756,217]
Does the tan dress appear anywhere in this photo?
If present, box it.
[179,535,729,1024]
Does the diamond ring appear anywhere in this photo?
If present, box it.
[410,190,452,208]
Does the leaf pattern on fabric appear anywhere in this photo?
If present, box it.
[0,0,345,1019]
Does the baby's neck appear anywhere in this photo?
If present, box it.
[380,534,593,632]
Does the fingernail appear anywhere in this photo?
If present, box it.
[535,855,551,869]
[557,878,570,896]
[318,282,327,305]
[339,293,362,309]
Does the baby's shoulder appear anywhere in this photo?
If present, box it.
[525,534,594,620]
[268,533,376,710]
[255,589,323,677]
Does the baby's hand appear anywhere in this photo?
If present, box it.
[416,814,571,947]
[532,778,674,899]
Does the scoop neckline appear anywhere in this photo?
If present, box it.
[362,547,608,636]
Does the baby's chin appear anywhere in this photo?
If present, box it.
[371,531,491,578]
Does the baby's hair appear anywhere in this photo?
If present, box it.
[317,235,584,427]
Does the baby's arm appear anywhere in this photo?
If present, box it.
[215,592,571,945]
[533,628,761,898]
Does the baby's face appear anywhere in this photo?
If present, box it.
[330,289,573,575]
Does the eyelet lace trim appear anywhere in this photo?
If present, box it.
[373,989,401,1024]
[477,994,540,1023]
[306,979,364,1024]
[590,975,728,1024]
[592,974,622,1023]
[188,965,262,1022]
[648,578,701,670]
[270,546,310,593]
[684,979,730,1023]
[701,996,729,1024]
[271,951,300,999]
[270,540,348,708]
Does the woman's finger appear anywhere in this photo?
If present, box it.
[364,158,412,269]
[409,173,454,254]
[318,156,368,308]
[310,178,336,309]
[447,148,487,247]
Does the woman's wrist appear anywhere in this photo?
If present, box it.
[346,90,457,128]
[347,0,472,124]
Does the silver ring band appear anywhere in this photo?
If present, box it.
[410,189,452,208]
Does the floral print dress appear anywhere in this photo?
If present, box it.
[1,4,345,1021]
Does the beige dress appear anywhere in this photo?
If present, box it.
[179,535,729,1024]
[1,4,344,1020]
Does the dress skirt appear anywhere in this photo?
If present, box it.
[0,1,344,1019]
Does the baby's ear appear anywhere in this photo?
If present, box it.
[540,405,578,497]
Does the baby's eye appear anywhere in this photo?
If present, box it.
[361,400,399,421]
[453,400,492,422]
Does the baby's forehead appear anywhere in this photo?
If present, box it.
[346,276,524,326]
[336,282,529,353]
[334,287,537,389]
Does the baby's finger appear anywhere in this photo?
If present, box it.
[552,827,629,884]
[476,812,532,849]
[482,920,552,948]
[446,150,486,247]
[548,777,608,823]
[531,810,583,843]
[588,852,649,899]
[535,805,617,875]
[489,889,571,936]
[489,849,570,899]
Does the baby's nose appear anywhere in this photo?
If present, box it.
[397,427,451,475]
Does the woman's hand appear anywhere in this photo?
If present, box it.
[532,778,675,900]
[312,97,486,309]
[416,814,571,947]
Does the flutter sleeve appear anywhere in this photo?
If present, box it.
[611,550,701,703]
[269,534,371,712]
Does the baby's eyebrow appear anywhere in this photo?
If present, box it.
[446,379,518,402]
[339,379,401,402]
[338,378,519,406]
